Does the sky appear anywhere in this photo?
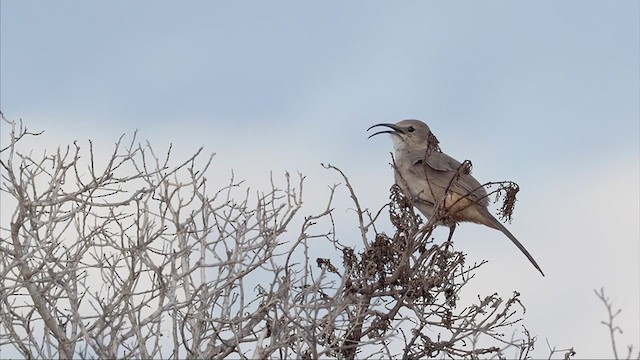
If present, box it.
[1,1,639,358]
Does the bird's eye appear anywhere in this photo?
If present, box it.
[407,126,415,133]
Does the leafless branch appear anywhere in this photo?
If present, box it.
[0,116,575,359]
[595,288,640,360]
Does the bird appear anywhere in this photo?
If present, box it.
[368,119,544,276]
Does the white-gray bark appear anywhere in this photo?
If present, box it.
[0,115,577,359]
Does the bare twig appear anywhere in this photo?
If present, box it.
[595,287,640,360]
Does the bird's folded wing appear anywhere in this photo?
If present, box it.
[406,145,460,171]
[406,147,489,204]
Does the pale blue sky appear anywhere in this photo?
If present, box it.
[1,1,639,358]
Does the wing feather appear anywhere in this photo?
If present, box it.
[406,147,489,206]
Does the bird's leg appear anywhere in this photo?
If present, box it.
[447,224,456,241]
[445,224,456,250]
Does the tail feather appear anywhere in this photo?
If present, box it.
[480,209,545,277]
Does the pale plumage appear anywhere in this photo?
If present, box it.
[368,119,544,276]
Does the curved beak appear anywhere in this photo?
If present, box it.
[366,123,404,139]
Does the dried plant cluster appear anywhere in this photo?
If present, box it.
[3,114,625,360]
[323,182,535,360]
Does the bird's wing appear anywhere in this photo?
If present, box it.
[406,147,489,204]
[406,145,459,171]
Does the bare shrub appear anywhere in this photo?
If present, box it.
[0,114,566,359]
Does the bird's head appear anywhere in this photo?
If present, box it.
[367,119,436,152]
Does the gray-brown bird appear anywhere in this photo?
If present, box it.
[368,119,544,276]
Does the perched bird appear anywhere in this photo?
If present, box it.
[368,119,544,276]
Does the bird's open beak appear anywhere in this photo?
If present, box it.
[367,123,404,139]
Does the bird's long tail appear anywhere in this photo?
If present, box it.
[480,209,545,276]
